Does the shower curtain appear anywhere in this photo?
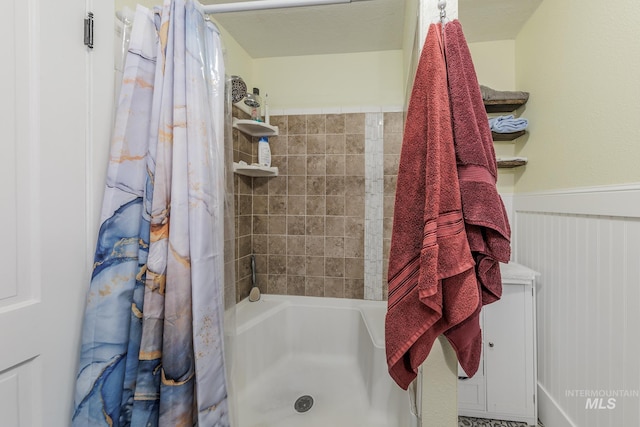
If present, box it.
[73,1,231,425]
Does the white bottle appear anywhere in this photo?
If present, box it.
[258,137,271,167]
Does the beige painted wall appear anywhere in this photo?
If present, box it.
[469,40,515,91]
[515,0,640,192]
[250,51,404,111]
[212,18,254,84]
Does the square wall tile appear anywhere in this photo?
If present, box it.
[307,135,326,154]
[345,113,365,134]
[326,114,345,134]
[307,114,326,134]
[288,115,307,134]
[288,135,307,154]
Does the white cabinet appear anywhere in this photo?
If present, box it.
[458,262,538,426]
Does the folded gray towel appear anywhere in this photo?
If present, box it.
[488,115,528,133]
[480,85,529,102]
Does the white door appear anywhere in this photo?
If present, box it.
[0,0,113,425]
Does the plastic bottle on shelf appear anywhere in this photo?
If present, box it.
[258,137,271,167]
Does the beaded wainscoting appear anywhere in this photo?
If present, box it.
[458,417,544,427]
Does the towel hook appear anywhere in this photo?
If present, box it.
[438,0,447,24]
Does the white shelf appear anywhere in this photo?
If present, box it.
[233,162,278,177]
[232,118,279,137]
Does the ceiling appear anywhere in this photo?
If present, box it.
[204,0,543,58]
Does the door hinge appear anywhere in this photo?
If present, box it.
[84,12,94,49]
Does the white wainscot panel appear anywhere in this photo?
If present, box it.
[514,184,640,427]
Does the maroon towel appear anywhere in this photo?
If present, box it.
[385,23,479,390]
[443,20,512,376]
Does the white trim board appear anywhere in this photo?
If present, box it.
[266,105,404,116]
[513,183,640,218]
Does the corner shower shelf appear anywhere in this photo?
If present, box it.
[497,157,528,168]
[232,118,279,137]
[491,130,526,141]
[233,162,279,177]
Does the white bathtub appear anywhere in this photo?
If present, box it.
[232,294,415,427]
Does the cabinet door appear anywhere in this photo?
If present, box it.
[483,283,536,419]
[457,346,486,412]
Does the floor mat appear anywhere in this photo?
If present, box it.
[458,416,544,427]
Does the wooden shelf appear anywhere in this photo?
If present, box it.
[497,157,528,168]
[485,91,530,168]
[484,98,528,113]
[492,130,526,141]
[232,118,278,137]
[233,162,278,177]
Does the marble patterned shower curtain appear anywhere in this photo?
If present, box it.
[73,1,229,425]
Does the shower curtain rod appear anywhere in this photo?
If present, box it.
[201,0,365,14]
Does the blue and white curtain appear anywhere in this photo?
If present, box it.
[73,1,229,425]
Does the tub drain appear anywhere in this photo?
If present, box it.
[294,395,314,413]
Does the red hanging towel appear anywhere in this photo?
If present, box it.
[442,19,512,377]
[385,23,480,390]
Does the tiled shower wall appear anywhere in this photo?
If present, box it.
[233,108,403,302]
